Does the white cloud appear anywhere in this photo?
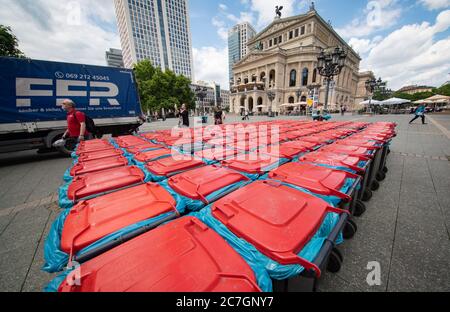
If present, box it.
[0,0,120,66]
[247,0,298,29]
[348,36,382,54]
[336,0,402,38]
[192,47,229,88]
[420,0,450,10]
[361,10,450,89]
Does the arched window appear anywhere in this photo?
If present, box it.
[301,96,307,102]
[288,96,295,103]
[302,68,309,86]
[260,72,266,81]
[269,70,276,83]
[289,70,297,87]
[312,68,317,83]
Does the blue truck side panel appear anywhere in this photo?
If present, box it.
[0,57,142,124]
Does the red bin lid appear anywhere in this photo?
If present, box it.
[336,139,382,149]
[281,140,318,151]
[195,148,239,161]
[67,166,145,202]
[77,149,123,163]
[61,183,178,255]
[77,139,111,149]
[222,153,282,174]
[301,135,333,145]
[145,155,205,177]
[299,151,367,173]
[126,142,163,154]
[70,156,128,177]
[58,217,261,292]
[269,162,358,201]
[320,145,373,159]
[116,136,148,148]
[211,181,344,276]
[168,165,249,202]
[134,148,172,163]
[76,145,115,156]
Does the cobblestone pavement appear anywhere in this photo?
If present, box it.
[0,113,449,292]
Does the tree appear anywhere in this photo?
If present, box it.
[133,60,195,115]
[434,84,450,96]
[0,25,25,57]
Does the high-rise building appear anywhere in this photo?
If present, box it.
[105,48,125,67]
[228,22,257,83]
[114,0,194,80]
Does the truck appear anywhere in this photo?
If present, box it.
[0,57,144,155]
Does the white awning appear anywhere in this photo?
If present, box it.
[360,99,382,105]
[382,98,411,105]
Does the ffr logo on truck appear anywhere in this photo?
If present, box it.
[15,78,121,107]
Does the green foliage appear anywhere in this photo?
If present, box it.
[0,25,25,57]
[133,60,195,113]
[434,84,450,96]
[372,90,391,101]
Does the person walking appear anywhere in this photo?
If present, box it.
[214,107,224,125]
[409,104,427,125]
[242,110,250,121]
[61,99,92,143]
[177,103,190,128]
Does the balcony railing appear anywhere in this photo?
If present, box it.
[230,82,268,94]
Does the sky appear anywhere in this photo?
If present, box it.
[1,0,449,90]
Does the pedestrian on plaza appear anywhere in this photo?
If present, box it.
[177,103,190,128]
[340,105,344,116]
[242,110,250,121]
[61,99,92,144]
[214,107,224,125]
[409,104,427,125]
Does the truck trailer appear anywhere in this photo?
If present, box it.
[0,57,144,155]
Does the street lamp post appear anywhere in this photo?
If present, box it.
[365,77,386,114]
[195,86,208,116]
[267,90,276,117]
[307,83,322,115]
[296,89,302,103]
[316,47,347,111]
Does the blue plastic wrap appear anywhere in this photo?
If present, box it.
[58,182,73,210]
[223,157,290,181]
[44,270,71,292]
[42,208,179,273]
[159,179,252,212]
[192,206,342,283]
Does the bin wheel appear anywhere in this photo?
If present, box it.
[353,200,366,217]
[383,166,388,174]
[343,219,357,240]
[362,189,373,202]
[387,148,391,155]
[371,180,380,191]
[376,171,386,182]
[327,249,343,273]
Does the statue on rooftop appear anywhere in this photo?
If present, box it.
[275,6,283,18]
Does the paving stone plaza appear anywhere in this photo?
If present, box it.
[0,113,449,292]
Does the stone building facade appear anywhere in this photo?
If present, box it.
[229,8,371,114]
